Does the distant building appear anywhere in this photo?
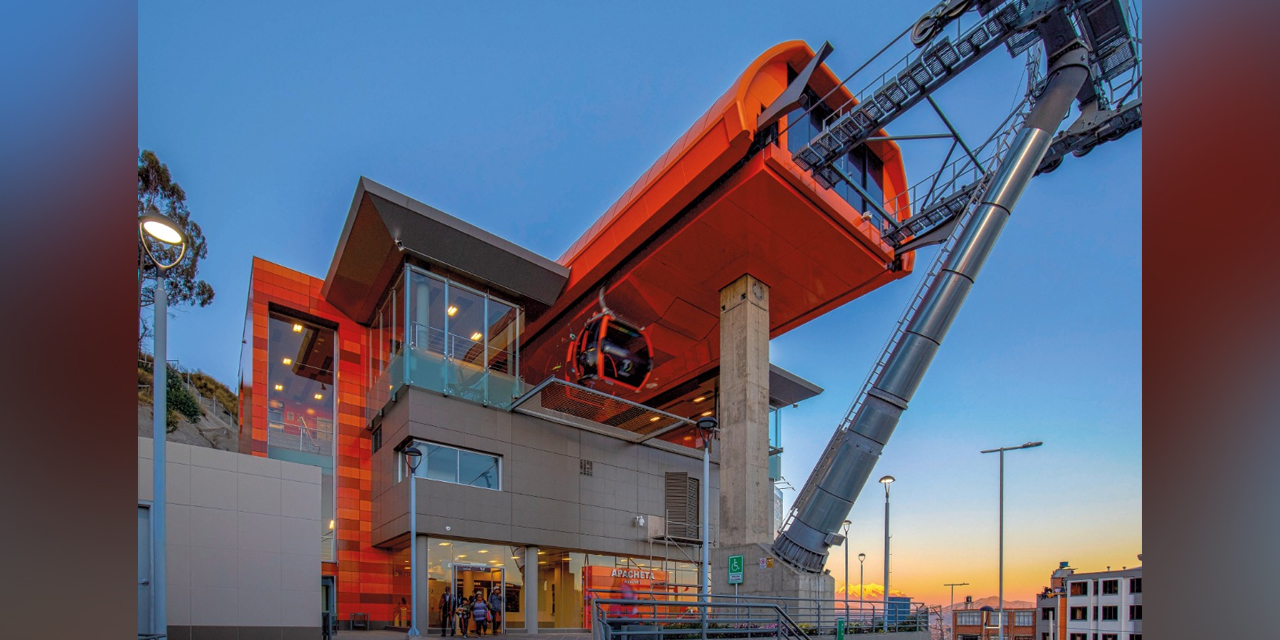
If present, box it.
[886,595,912,625]
[1035,561,1142,640]
[952,606,1036,640]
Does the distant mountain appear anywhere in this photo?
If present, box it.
[939,596,1036,612]
[834,583,911,601]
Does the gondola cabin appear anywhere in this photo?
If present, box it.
[569,313,653,391]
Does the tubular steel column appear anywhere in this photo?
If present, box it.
[773,48,1091,573]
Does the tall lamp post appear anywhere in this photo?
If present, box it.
[694,416,719,600]
[980,441,1042,640]
[841,520,851,618]
[139,211,188,639]
[879,475,894,633]
[943,583,969,640]
[857,553,866,624]
[404,445,423,637]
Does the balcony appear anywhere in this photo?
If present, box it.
[367,265,525,420]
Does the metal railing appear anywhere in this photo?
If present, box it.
[592,596,808,640]
[266,420,334,457]
[593,591,931,640]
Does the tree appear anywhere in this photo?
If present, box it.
[138,149,214,345]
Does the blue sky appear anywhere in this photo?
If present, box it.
[140,0,1141,605]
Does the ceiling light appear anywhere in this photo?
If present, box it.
[457,554,467,558]
[701,411,713,417]
[282,357,292,365]
[470,332,482,341]
[274,384,283,391]
[292,323,303,333]
[329,520,335,530]
[314,393,323,400]
[537,551,546,555]
[693,396,706,403]
[478,550,489,554]
[439,542,452,546]
[447,306,458,317]
[512,556,520,560]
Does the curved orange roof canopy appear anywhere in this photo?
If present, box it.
[521,41,915,406]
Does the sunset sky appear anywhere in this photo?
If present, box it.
[140,0,1142,607]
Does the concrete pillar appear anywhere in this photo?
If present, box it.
[415,534,430,630]
[524,545,539,634]
[718,274,773,547]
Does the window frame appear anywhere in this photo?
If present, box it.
[397,438,502,491]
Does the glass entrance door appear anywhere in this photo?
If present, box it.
[453,564,505,634]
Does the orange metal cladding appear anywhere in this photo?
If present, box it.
[238,258,392,623]
[520,41,915,406]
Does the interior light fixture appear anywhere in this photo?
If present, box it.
[478,550,489,554]
[693,396,706,403]
[470,332,482,341]
[512,556,520,560]
[314,393,323,400]
[439,542,452,546]
[447,306,458,317]
[274,384,283,391]
[701,411,713,417]
[537,551,546,555]
[456,554,467,559]
[329,520,335,530]
[649,416,661,422]
[282,357,292,365]
[292,323,303,333]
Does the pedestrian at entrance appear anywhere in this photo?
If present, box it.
[457,597,473,638]
[472,595,490,635]
[440,587,456,636]
[488,589,502,633]
[396,597,408,628]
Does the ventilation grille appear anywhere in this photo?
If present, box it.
[580,459,593,476]
[664,472,700,539]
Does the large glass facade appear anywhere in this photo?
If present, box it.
[391,538,701,632]
[366,265,525,418]
[785,97,890,232]
[266,311,337,561]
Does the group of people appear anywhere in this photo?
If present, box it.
[438,586,503,637]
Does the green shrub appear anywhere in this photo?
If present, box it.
[166,367,203,423]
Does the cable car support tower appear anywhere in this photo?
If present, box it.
[769,0,1142,572]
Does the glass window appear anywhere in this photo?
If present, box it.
[459,449,500,489]
[266,310,337,561]
[955,612,981,626]
[401,439,501,491]
[1070,581,1088,596]
[1129,605,1141,620]
[1129,577,1141,593]
[1101,579,1118,594]
[424,443,459,484]
[1015,611,1034,626]
[1069,607,1087,621]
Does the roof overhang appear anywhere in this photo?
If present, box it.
[321,177,570,324]
[769,364,823,407]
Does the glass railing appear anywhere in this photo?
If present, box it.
[405,327,524,409]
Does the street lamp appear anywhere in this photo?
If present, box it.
[980,441,1042,640]
[943,583,969,640]
[139,211,187,639]
[879,475,894,633]
[857,552,866,623]
[404,444,424,637]
[841,520,851,617]
[695,416,719,600]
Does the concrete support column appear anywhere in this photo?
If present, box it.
[415,533,430,631]
[524,546,539,634]
[718,274,772,547]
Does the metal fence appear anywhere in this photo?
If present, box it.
[591,590,930,640]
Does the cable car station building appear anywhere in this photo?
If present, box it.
[237,41,912,632]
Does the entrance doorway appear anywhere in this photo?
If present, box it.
[321,576,336,634]
[453,564,505,634]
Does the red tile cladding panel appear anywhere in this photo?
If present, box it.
[240,257,395,623]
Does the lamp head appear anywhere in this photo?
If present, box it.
[138,211,188,271]
[858,552,866,562]
[1022,441,1043,449]
[879,475,895,484]
[403,444,423,472]
[695,416,719,432]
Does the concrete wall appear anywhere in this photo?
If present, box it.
[139,437,323,640]
[370,387,717,559]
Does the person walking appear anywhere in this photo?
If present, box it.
[439,587,456,636]
[457,596,473,638]
[487,589,503,634]
[472,593,490,636]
